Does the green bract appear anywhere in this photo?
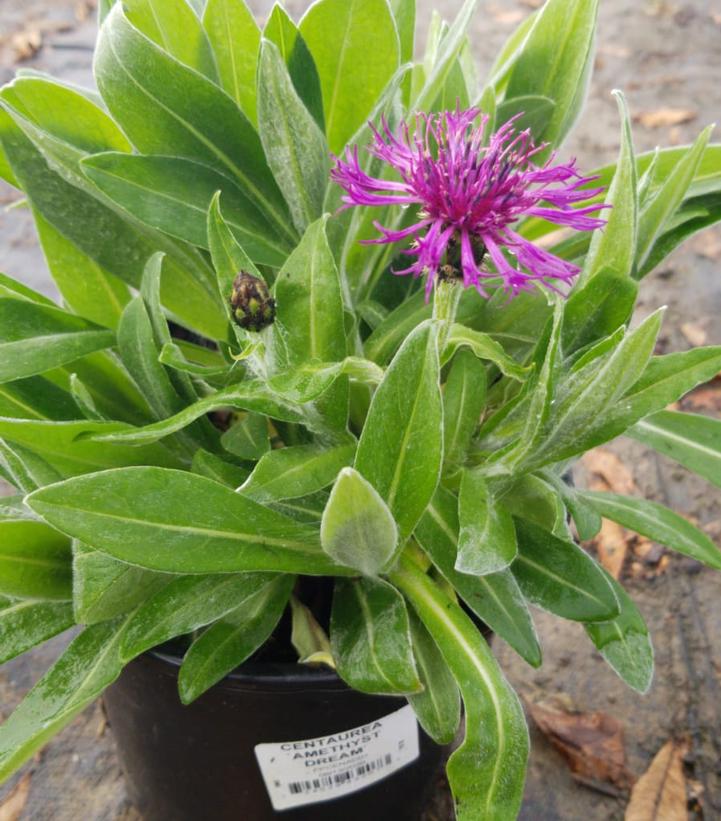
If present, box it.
[0,0,719,817]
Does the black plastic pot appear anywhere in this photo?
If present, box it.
[103,649,448,820]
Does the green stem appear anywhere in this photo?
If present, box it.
[432,278,462,352]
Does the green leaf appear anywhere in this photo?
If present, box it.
[257,39,329,234]
[0,298,115,384]
[457,470,517,575]
[355,321,442,539]
[0,519,71,600]
[390,555,528,820]
[331,577,421,695]
[83,381,304,447]
[33,209,131,330]
[567,346,721,458]
[364,291,431,365]
[496,94,556,138]
[124,0,217,80]
[530,309,664,468]
[406,610,460,744]
[0,597,73,665]
[445,323,529,381]
[221,413,269,460]
[0,440,62,493]
[26,467,348,576]
[191,448,250,488]
[263,4,324,130]
[504,0,598,150]
[635,126,713,273]
[241,442,355,503]
[202,0,260,124]
[82,153,287,267]
[583,491,721,571]
[178,574,294,703]
[630,410,721,490]
[582,91,637,283]
[584,571,654,694]
[542,469,601,541]
[95,5,293,243]
[0,114,224,340]
[321,467,398,575]
[299,0,400,154]
[415,487,541,668]
[121,571,275,660]
[274,216,349,431]
[0,271,55,307]
[0,418,180,478]
[72,542,168,624]
[390,0,415,104]
[512,518,619,622]
[561,269,637,354]
[443,348,487,469]
[0,375,81,422]
[0,617,131,782]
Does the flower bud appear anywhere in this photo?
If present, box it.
[230,272,276,332]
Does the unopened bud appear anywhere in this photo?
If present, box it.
[230,272,275,332]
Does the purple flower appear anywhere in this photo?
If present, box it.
[331,107,608,299]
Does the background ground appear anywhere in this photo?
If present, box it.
[0,0,720,818]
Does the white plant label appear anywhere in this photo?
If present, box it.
[254,704,420,811]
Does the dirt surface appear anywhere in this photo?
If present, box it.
[1,1,720,819]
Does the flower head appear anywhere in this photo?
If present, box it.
[331,107,607,299]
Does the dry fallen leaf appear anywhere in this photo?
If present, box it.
[0,773,32,821]
[625,740,689,821]
[680,322,708,348]
[634,109,698,129]
[583,449,637,495]
[530,697,634,790]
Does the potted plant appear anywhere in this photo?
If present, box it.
[0,0,719,818]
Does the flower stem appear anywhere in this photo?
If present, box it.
[433,277,462,351]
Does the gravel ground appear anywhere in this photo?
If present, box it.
[0,1,720,819]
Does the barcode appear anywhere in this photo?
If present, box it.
[287,753,393,795]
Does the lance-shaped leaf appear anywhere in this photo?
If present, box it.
[179,574,294,703]
[264,4,324,130]
[257,39,329,234]
[630,410,721,490]
[444,323,529,380]
[95,5,293,242]
[0,439,62,493]
[416,487,541,667]
[584,571,654,694]
[0,597,74,665]
[355,321,442,539]
[121,572,277,660]
[0,374,80,422]
[123,0,217,80]
[85,381,304,447]
[0,519,71,600]
[241,442,356,504]
[0,298,115,384]
[496,94,555,137]
[299,0,400,153]
[290,595,332,664]
[192,449,250,489]
[331,577,421,695]
[407,610,461,745]
[457,469,517,575]
[26,467,347,576]
[203,0,261,124]
[443,348,487,469]
[504,0,598,151]
[582,491,721,571]
[321,467,398,576]
[582,91,637,282]
[0,617,131,782]
[274,216,349,431]
[73,542,168,624]
[0,418,180,478]
[635,126,713,273]
[512,518,620,622]
[82,153,287,267]
[221,413,269,461]
[390,555,529,820]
